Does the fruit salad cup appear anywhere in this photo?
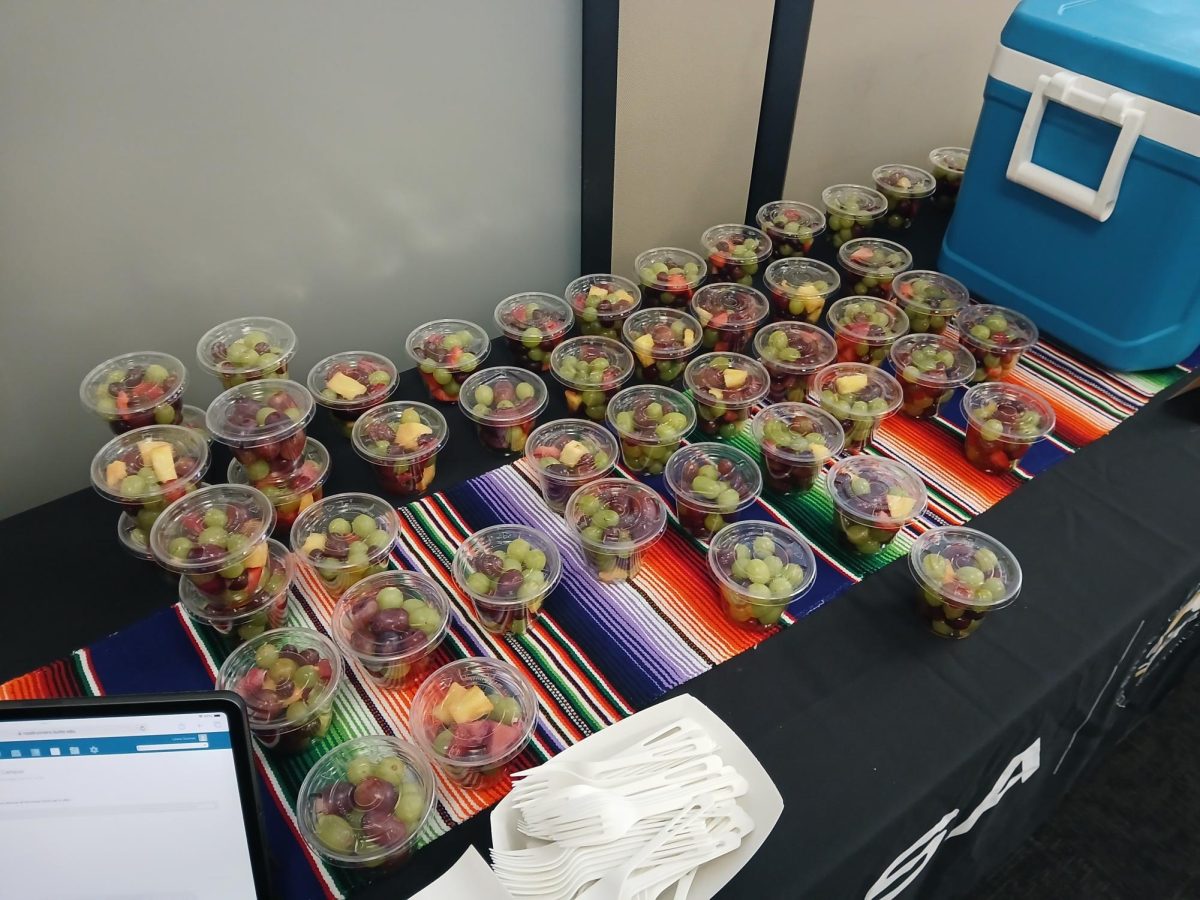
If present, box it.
[332,571,451,689]
[954,304,1039,383]
[217,627,343,755]
[452,525,562,635]
[150,484,277,604]
[690,284,770,354]
[634,247,707,309]
[525,419,619,513]
[306,351,398,438]
[565,274,642,340]
[708,521,817,627]
[909,525,1022,639]
[298,735,436,870]
[411,658,538,789]
[699,224,772,285]
[494,292,575,372]
[809,363,903,454]
[664,442,762,542]
[80,351,188,434]
[351,401,448,497]
[291,493,399,599]
[622,308,703,387]
[549,336,634,422]
[821,184,888,248]
[762,258,840,324]
[180,404,212,443]
[890,334,976,420]
[457,367,548,455]
[206,379,315,478]
[196,316,297,389]
[827,296,910,367]
[684,352,770,439]
[754,322,837,403]
[565,478,668,583]
[929,147,969,209]
[606,385,697,476]
[872,164,936,230]
[837,238,913,300]
[827,456,928,555]
[890,270,970,335]
[752,403,844,493]
[755,200,826,259]
[961,382,1056,475]
[178,539,294,649]
[405,319,490,404]
[227,438,330,536]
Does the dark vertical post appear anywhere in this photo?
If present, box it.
[580,0,620,272]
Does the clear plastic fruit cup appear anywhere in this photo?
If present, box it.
[929,147,969,209]
[179,404,212,443]
[872,164,936,230]
[206,378,315,478]
[494,292,575,372]
[699,224,773,285]
[684,352,770,439]
[457,367,548,456]
[91,424,211,524]
[754,322,837,403]
[909,526,1021,639]
[827,296,910,367]
[150,484,277,603]
[196,316,297,389]
[837,238,913,300]
[622,308,703,387]
[634,247,707,309]
[827,456,927,555]
[690,284,770,354]
[306,351,398,438]
[809,363,903,454]
[954,304,1039,383]
[961,382,1056,475]
[331,570,451,689]
[525,419,619,514]
[297,735,437,869]
[451,525,562,635]
[351,401,449,497]
[565,274,643,340]
[549,336,634,423]
[405,319,490,404]
[80,351,188,434]
[664,443,762,542]
[707,521,817,627]
[889,270,969,335]
[178,538,294,650]
[565,478,669,583]
[890,335,976,420]
[763,257,840,324]
[752,403,844,493]
[291,493,399,599]
[217,627,343,755]
[606,384,697,476]
[227,438,331,536]
[821,184,888,248]
[755,200,826,260]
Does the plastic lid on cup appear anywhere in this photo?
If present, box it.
[290,493,399,573]
[954,304,1039,352]
[565,274,643,319]
[564,478,669,553]
[809,363,904,420]
[755,201,827,240]
[909,525,1021,609]
[180,405,212,443]
[754,322,837,375]
[205,379,315,449]
[890,270,970,316]
[450,524,563,610]
[228,437,331,503]
[332,570,451,666]
[827,456,928,526]
[827,297,910,346]
[351,401,449,466]
[821,184,888,219]
[890,334,976,387]
[689,284,770,333]
[91,425,211,504]
[80,351,188,418]
[306,351,398,410]
[684,353,770,409]
[150,484,276,574]
[664,442,763,514]
[708,521,817,603]
[549,336,634,391]
[494,292,575,342]
[751,402,845,463]
[930,147,969,174]
[962,382,1056,443]
[196,316,297,380]
[178,538,294,625]
[633,247,707,290]
[525,419,619,483]
[606,384,697,443]
[837,238,913,278]
[404,319,491,373]
[699,224,773,265]
[622,308,703,360]
[763,257,841,299]
[457,366,549,426]
[872,164,936,199]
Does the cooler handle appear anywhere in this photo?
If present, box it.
[1006,70,1145,222]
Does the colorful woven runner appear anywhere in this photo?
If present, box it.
[3,338,1196,898]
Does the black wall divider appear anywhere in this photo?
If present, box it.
[580,0,620,273]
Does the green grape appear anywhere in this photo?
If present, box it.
[204,508,228,529]
[466,572,492,594]
[168,536,194,559]
[431,730,453,756]
[197,527,228,548]
[328,517,352,536]
[293,665,320,690]
[315,814,355,853]
[254,643,280,669]
[373,756,408,786]
[226,533,249,555]
[284,700,310,724]
[154,405,177,425]
[524,549,546,572]
[377,587,405,609]
[246,460,271,481]
[120,475,149,497]
[346,757,375,785]
[268,658,297,682]
[394,791,425,827]
[515,382,535,401]
[506,538,531,563]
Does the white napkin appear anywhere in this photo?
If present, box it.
[408,846,512,899]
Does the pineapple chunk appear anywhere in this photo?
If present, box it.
[298,492,316,514]
[301,534,327,555]
[809,444,830,462]
[394,422,433,450]
[586,285,609,300]
[243,542,269,569]
[558,439,589,468]
[836,374,869,395]
[105,460,128,490]
[137,439,170,467]
[149,444,177,483]
[436,683,470,725]
[448,685,494,724]
[611,289,634,304]
[886,493,915,519]
[327,371,368,401]
[695,307,712,326]
[633,334,656,368]
[723,368,748,389]
[683,328,696,346]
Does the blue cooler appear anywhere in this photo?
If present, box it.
[940,0,1200,370]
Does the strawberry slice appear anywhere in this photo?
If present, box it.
[243,566,263,594]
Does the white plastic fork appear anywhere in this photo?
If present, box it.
[517,754,722,817]
[624,807,755,899]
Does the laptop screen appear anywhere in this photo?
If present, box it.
[0,709,260,899]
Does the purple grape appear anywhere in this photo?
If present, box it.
[317,781,355,816]
[352,777,399,812]
[370,608,409,634]
[361,809,408,847]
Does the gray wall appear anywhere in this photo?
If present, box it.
[0,1,582,517]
